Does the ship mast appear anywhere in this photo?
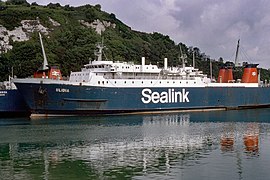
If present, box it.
[234,39,240,67]
[210,60,212,81]
[179,45,187,70]
[39,32,49,70]
[192,50,195,68]
[95,38,105,61]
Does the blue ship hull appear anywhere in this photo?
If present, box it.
[14,82,270,116]
[0,89,30,117]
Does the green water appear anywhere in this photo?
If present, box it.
[1,109,270,179]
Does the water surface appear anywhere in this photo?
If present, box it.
[1,109,270,179]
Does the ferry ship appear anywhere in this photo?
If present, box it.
[0,79,29,117]
[13,42,270,117]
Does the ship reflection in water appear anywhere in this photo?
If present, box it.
[220,122,259,154]
[1,109,270,179]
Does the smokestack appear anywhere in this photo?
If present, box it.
[217,67,226,83]
[242,64,259,83]
[164,58,168,69]
[141,57,145,66]
[226,68,234,83]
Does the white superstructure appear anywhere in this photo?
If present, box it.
[67,43,258,88]
[67,41,211,88]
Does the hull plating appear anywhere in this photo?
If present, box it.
[0,90,30,117]
[14,82,270,116]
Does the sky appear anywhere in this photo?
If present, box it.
[26,0,270,68]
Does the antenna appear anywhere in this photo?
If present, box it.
[95,38,106,61]
[11,66,13,78]
[39,32,49,70]
[192,50,195,68]
[179,45,187,69]
[210,60,212,81]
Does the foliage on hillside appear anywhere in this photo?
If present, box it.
[0,1,269,82]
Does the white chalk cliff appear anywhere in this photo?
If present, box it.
[0,17,115,53]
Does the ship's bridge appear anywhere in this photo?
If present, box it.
[82,60,161,74]
[83,60,114,73]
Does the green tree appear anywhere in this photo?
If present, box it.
[218,57,224,63]
[6,0,29,5]
[94,4,101,11]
